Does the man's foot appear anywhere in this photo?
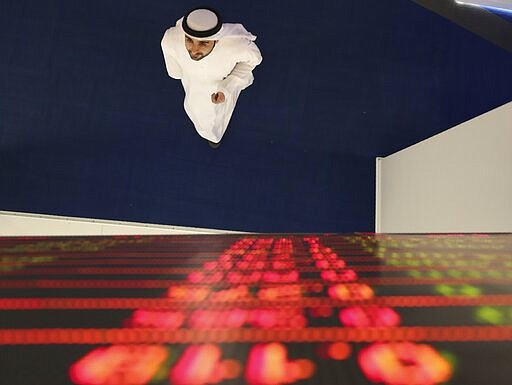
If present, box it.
[208,140,221,149]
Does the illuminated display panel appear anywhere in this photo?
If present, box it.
[1,233,512,384]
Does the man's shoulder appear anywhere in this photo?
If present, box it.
[219,36,253,53]
[219,35,261,64]
[162,26,183,46]
[161,26,184,59]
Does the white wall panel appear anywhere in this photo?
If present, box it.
[376,102,512,233]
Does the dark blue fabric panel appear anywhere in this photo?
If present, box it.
[1,0,511,232]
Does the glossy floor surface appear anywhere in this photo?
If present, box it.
[1,233,512,384]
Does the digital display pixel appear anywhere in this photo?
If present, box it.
[1,233,511,384]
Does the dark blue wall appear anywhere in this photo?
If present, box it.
[1,0,511,232]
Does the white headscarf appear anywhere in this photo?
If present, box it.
[177,17,257,42]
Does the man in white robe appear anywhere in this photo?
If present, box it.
[161,7,262,147]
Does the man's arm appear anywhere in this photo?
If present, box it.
[217,40,262,97]
[161,29,183,80]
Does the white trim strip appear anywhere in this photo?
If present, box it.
[0,211,247,236]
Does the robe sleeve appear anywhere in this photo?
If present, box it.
[218,40,262,96]
[161,29,183,80]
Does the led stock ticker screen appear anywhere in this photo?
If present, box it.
[1,233,512,385]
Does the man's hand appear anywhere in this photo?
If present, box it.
[211,92,225,104]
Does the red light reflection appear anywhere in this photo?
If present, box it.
[69,345,167,385]
[169,345,243,385]
[358,342,453,385]
[245,343,315,385]
[128,309,185,329]
[328,283,374,300]
[170,344,226,385]
[58,236,465,384]
[339,306,400,328]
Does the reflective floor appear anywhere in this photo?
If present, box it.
[1,233,512,385]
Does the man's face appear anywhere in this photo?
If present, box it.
[185,35,216,61]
